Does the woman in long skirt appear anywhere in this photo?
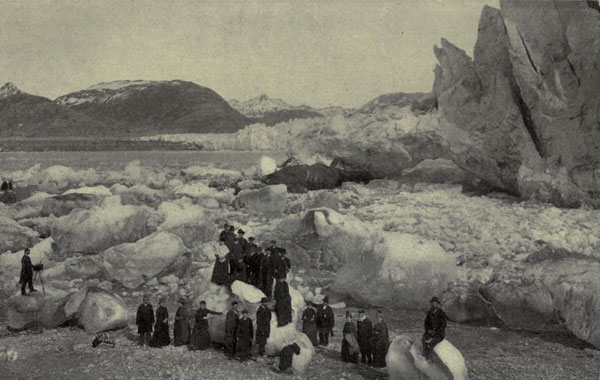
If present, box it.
[189,301,222,351]
[150,298,170,347]
[301,302,318,346]
[174,298,191,346]
[341,311,359,363]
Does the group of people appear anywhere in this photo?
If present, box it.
[340,309,389,367]
[1,180,13,191]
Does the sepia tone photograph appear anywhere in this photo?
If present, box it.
[1,0,600,379]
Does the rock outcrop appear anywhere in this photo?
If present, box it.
[434,1,600,207]
[233,184,288,213]
[0,216,40,253]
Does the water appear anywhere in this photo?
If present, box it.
[0,150,288,172]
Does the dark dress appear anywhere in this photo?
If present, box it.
[236,317,254,359]
[316,305,335,346]
[232,260,247,283]
[357,318,374,363]
[174,306,191,346]
[150,306,171,347]
[136,304,154,334]
[279,343,301,372]
[274,281,292,327]
[225,309,239,357]
[301,307,318,346]
[342,321,359,363]
[224,230,236,250]
[255,305,272,355]
[189,308,221,351]
[372,320,390,367]
[272,253,291,280]
[211,257,230,285]
[259,254,273,297]
[422,307,447,358]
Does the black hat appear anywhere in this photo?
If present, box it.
[323,296,329,303]
[229,225,235,231]
[199,300,206,305]
[345,311,352,318]
[223,223,229,227]
[238,229,245,234]
[430,297,441,304]
[249,237,255,241]
[232,301,238,306]
[261,297,269,303]
[270,240,277,244]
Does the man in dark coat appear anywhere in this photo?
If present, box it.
[136,295,154,346]
[219,223,229,243]
[274,277,292,327]
[249,246,264,287]
[301,302,318,346]
[235,229,249,254]
[224,225,236,250]
[236,310,254,361]
[255,297,271,356]
[273,248,291,280]
[372,310,390,367]
[279,343,301,373]
[259,244,274,298]
[316,296,334,346]
[232,256,248,283]
[357,310,374,365]
[422,297,447,360]
[225,301,240,358]
[20,248,36,296]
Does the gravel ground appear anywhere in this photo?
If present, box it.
[1,301,599,380]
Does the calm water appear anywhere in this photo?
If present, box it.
[0,150,288,172]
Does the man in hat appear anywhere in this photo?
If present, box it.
[219,223,230,243]
[316,296,335,346]
[236,229,249,254]
[372,310,390,367]
[357,310,374,365]
[225,301,240,358]
[236,309,254,361]
[422,296,447,360]
[273,248,291,280]
[255,297,271,356]
[248,245,264,287]
[20,248,36,296]
[224,225,236,250]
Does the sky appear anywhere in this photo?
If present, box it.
[0,0,500,108]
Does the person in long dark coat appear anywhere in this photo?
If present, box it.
[259,246,274,298]
[422,296,447,360]
[211,246,230,286]
[19,248,36,296]
[150,298,170,347]
[232,256,248,283]
[249,246,264,287]
[342,311,359,363]
[236,310,254,361]
[279,343,301,373]
[136,295,154,346]
[228,238,244,277]
[255,297,271,356]
[372,310,390,367]
[273,248,291,280]
[225,301,240,358]
[274,278,292,327]
[236,229,249,254]
[224,225,236,250]
[0,181,7,191]
[357,310,374,365]
[301,302,318,346]
[174,298,191,346]
[189,301,222,351]
[316,296,334,346]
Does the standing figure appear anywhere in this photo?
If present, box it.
[136,295,154,346]
[236,310,254,361]
[150,298,171,347]
[372,310,390,367]
[249,246,265,287]
[174,298,191,346]
[19,248,36,296]
[357,310,374,365]
[1,181,7,191]
[219,223,230,243]
[236,229,249,255]
[255,297,271,356]
[211,242,230,286]
[232,256,248,283]
[279,343,301,374]
[274,277,292,327]
[341,311,359,363]
[316,296,334,346]
[189,301,222,351]
[422,296,447,361]
[273,248,291,280]
[301,302,318,346]
[224,225,236,250]
[259,244,274,298]
[225,301,240,358]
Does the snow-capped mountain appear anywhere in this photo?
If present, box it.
[229,94,323,125]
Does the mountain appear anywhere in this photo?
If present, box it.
[229,94,323,125]
[56,80,249,135]
[360,92,436,114]
[0,83,113,137]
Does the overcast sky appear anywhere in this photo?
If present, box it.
[1,0,499,108]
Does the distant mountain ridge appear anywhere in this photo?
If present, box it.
[229,94,324,125]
